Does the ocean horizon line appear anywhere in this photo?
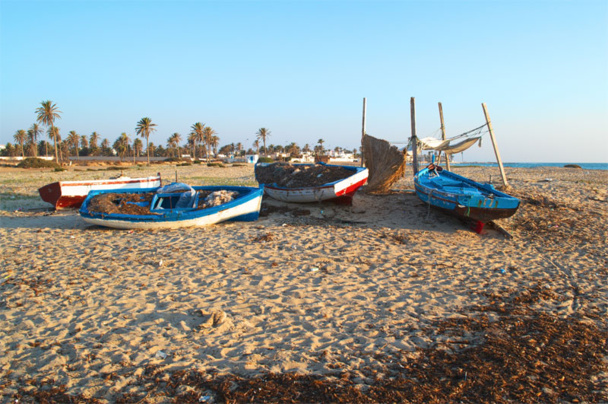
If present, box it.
[451,162,608,170]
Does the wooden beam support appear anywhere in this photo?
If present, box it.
[361,97,366,167]
[410,97,419,175]
[482,103,508,187]
[438,102,451,170]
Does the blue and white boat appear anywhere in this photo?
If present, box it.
[414,164,520,230]
[79,183,263,230]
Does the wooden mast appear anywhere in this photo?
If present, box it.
[410,97,419,175]
[438,102,451,171]
[481,103,508,187]
[361,97,366,167]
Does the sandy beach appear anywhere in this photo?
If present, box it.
[0,162,606,403]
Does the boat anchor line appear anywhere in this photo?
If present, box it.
[425,189,434,219]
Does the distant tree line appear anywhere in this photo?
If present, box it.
[1,101,359,163]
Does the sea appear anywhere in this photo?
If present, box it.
[452,162,608,171]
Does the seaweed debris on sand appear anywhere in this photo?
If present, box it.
[255,163,354,188]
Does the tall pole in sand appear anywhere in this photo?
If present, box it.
[482,103,508,187]
[361,97,366,167]
[410,97,419,175]
[438,102,451,171]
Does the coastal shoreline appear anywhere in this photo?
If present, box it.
[1,164,606,402]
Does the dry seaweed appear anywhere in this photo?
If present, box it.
[12,286,607,404]
[87,192,156,215]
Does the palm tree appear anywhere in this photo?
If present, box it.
[114,132,130,161]
[287,142,300,157]
[211,135,220,156]
[253,139,260,155]
[36,101,62,163]
[67,131,80,160]
[190,122,205,161]
[89,132,100,156]
[13,130,27,158]
[168,133,182,158]
[28,124,42,157]
[317,139,325,156]
[187,133,196,159]
[101,138,110,155]
[203,126,217,162]
[256,128,271,156]
[47,126,60,160]
[133,138,143,163]
[80,136,89,156]
[135,117,157,165]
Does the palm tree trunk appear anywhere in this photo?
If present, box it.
[146,137,150,166]
[52,125,59,163]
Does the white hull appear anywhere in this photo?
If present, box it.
[59,176,161,197]
[264,167,368,203]
[81,193,262,230]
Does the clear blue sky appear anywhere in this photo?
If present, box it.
[1,0,606,162]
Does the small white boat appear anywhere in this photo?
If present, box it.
[38,174,162,210]
[255,162,368,204]
[79,184,263,230]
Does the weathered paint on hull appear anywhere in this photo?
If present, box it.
[414,167,520,225]
[79,186,263,230]
[263,168,368,204]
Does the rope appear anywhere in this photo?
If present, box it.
[427,188,434,219]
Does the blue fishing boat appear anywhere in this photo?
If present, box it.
[414,164,520,232]
[79,183,263,230]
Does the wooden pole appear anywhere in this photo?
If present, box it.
[361,97,366,167]
[410,97,419,175]
[438,102,451,171]
[481,103,508,187]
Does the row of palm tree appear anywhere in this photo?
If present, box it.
[7,101,357,162]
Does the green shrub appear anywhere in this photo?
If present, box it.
[17,158,61,169]
[164,157,184,163]
[257,157,274,163]
[54,167,66,172]
[207,162,225,167]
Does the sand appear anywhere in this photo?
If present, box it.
[0,162,606,403]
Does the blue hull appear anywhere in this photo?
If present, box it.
[79,185,264,229]
[414,166,520,223]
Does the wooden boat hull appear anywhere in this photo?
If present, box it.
[258,163,368,204]
[39,175,162,210]
[414,166,520,224]
[79,185,263,230]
